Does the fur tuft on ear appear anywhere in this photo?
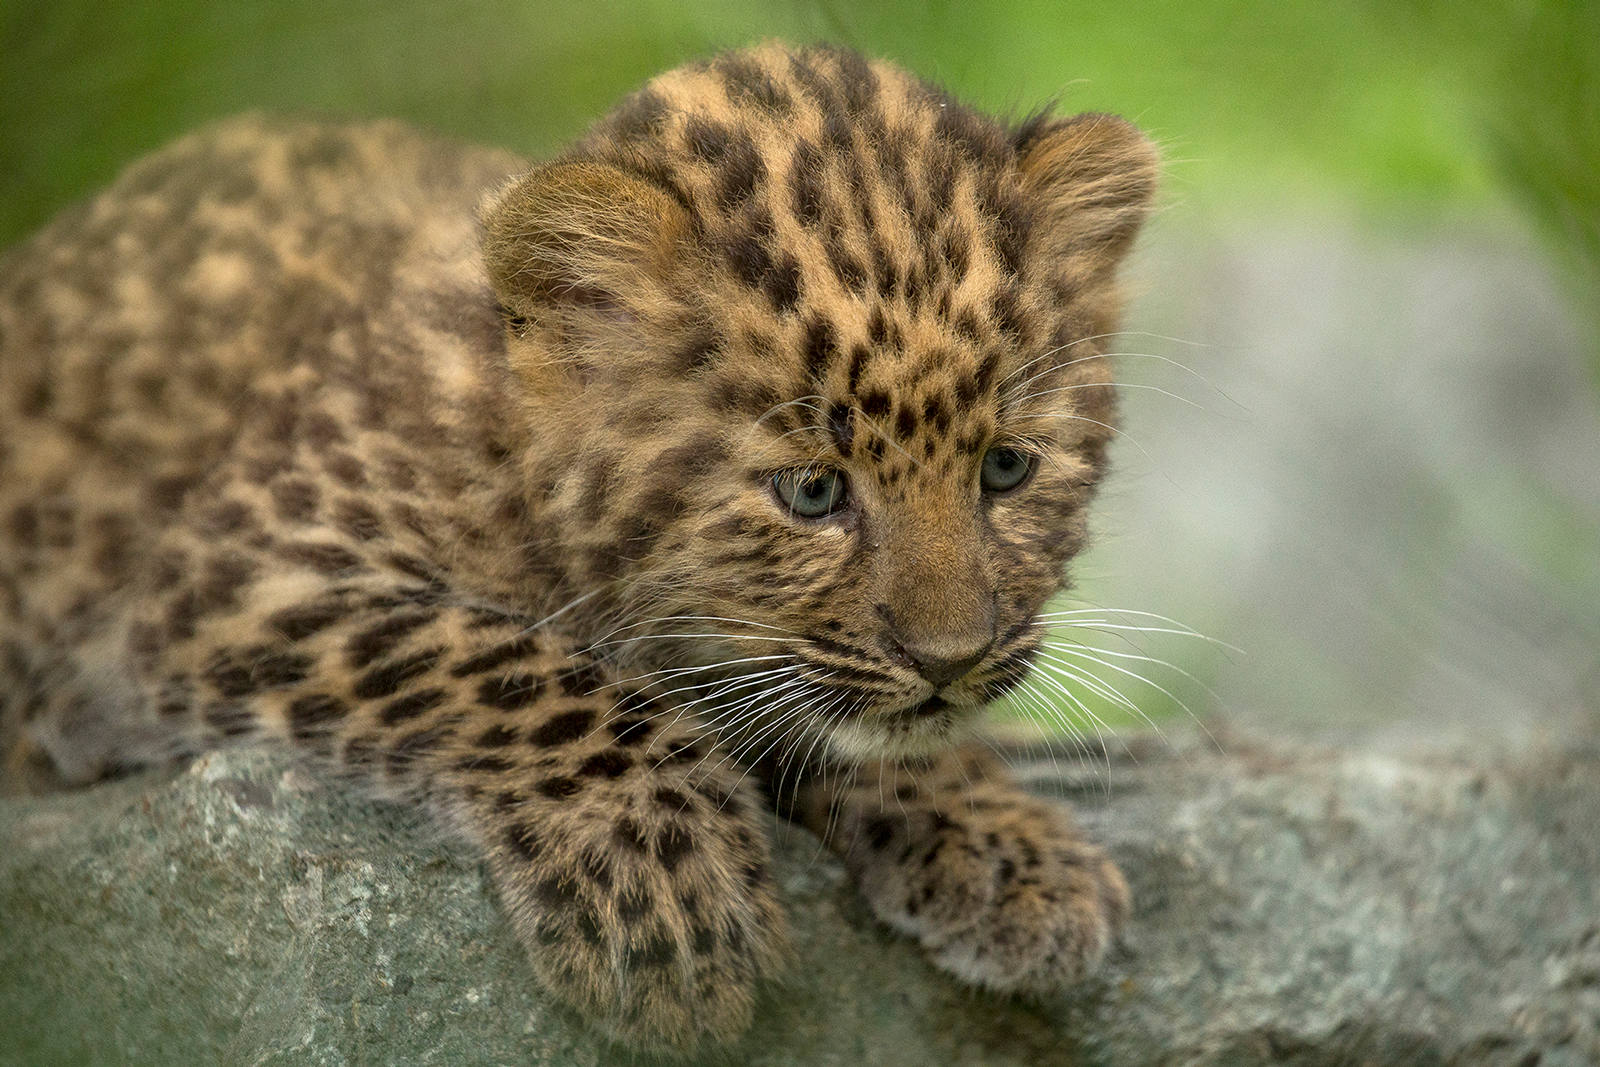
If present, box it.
[1016,113,1159,264]
[480,161,692,325]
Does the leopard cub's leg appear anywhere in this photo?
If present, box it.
[112,575,787,1050]
[794,743,1127,993]
[425,668,792,1050]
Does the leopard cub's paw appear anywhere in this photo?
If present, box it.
[466,737,789,1050]
[848,790,1128,994]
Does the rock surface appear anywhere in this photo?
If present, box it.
[3,707,1597,1067]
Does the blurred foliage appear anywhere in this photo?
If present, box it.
[0,0,1594,282]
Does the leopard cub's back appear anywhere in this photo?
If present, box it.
[0,114,536,780]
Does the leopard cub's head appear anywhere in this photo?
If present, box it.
[482,43,1157,762]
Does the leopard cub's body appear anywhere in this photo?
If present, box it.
[0,44,1156,1048]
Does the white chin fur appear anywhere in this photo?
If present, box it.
[823,712,971,763]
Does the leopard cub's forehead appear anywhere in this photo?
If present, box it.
[573,43,1072,460]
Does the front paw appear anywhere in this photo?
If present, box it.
[842,781,1128,994]
[463,727,789,1049]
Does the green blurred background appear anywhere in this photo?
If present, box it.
[2,0,1595,287]
[2,0,1597,739]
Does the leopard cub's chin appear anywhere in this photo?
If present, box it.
[820,692,988,763]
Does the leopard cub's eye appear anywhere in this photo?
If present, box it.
[979,446,1033,493]
[772,467,848,518]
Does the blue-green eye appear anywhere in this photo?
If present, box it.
[773,468,848,518]
[980,446,1033,493]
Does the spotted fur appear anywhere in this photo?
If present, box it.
[0,43,1155,1049]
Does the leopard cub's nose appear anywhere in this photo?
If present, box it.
[891,638,991,688]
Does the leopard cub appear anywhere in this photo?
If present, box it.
[0,42,1155,1048]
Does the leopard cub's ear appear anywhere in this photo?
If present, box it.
[480,161,693,330]
[1016,113,1159,270]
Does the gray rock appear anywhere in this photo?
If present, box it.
[4,711,1597,1067]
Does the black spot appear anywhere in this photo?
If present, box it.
[661,741,703,765]
[300,411,346,449]
[386,552,439,585]
[528,710,594,747]
[625,933,676,970]
[534,876,579,911]
[717,53,792,115]
[801,317,836,386]
[127,623,165,666]
[270,479,320,524]
[583,851,614,892]
[922,395,950,435]
[725,227,774,290]
[197,552,258,612]
[954,309,982,344]
[860,388,891,420]
[825,240,867,295]
[985,287,1024,342]
[691,924,717,955]
[578,751,632,778]
[864,816,895,850]
[329,499,384,542]
[684,116,732,162]
[656,824,696,873]
[479,672,543,710]
[763,253,802,312]
[576,910,605,949]
[6,504,39,549]
[536,776,581,799]
[203,700,256,737]
[872,241,899,298]
[322,449,368,488]
[607,716,655,747]
[975,351,1001,395]
[505,822,540,860]
[789,140,825,226]
[904,260,926,310]
[716,133,767,210]
[894,403,917,441]
[288,693,348,739]
[935,95,1008,164]
[205,645,313,698]
[450,636,538,677]
[609,89,667,141]
[991,197,1031,277]
[670,330,722,373]
[617,884,651,921]
[828,400,854,457]
[268,599,351,642]
[279,541,367,575]
[352,647,442,700]
[834,47,879,113]
[199,499,255,537]
[378,686,447,725]
[615,818,650,855]
[477,724,519,747]
[956,373,981,408]
[346,609,440,670]
[148,474,198,512]
[654,438,729,494]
